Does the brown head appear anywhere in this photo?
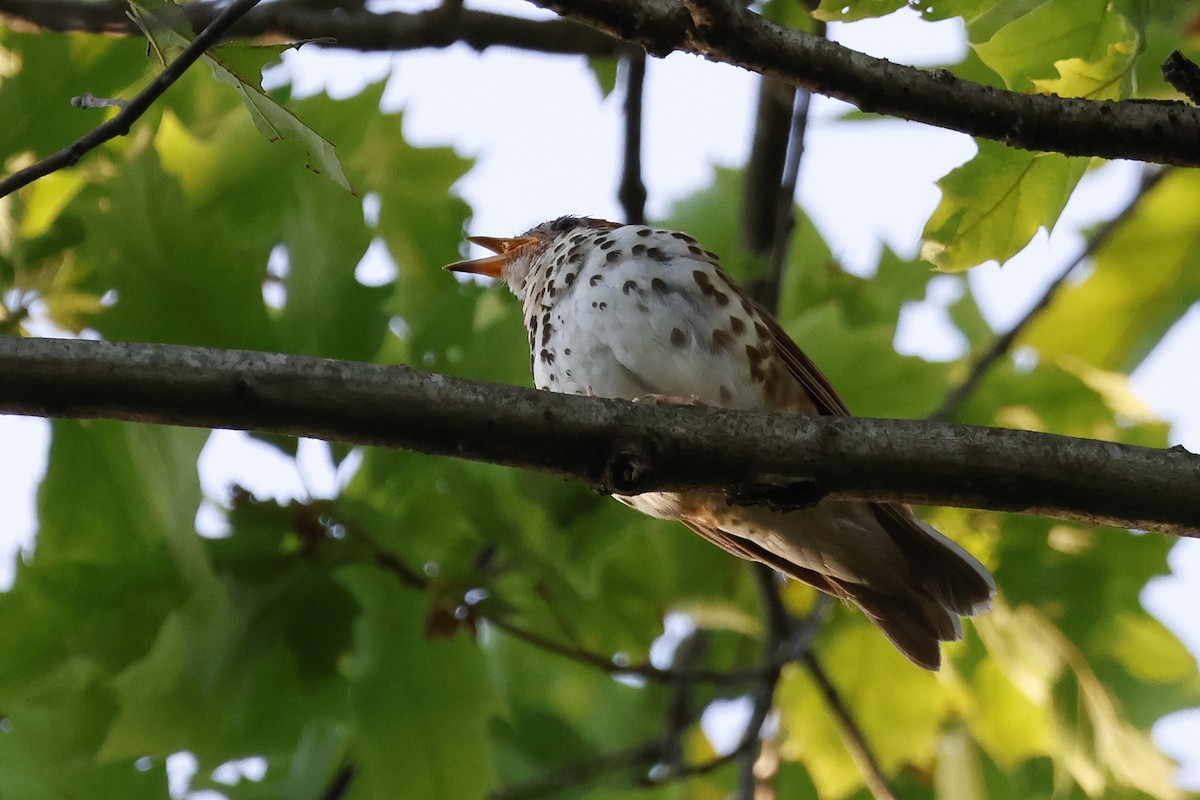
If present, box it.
[444,216,620,296]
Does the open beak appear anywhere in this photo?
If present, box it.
[443,235,539,279]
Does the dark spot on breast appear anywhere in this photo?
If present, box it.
[598,302,608,310]
[754,321,769,340]
[670,327,686,347]
[548,373,557,382]
[712,291,729,306]
[541,312,551,325]
[711,329,733,352]
[570,234,585,244]
[568,252,583,264]
[632,243,647,256]
[746,344,767,364]
[671,231,698,243]
[564,348,571,356]
[622,280,639,295]
[636,228,652,237]
[589,273,603,286]
[729,315,745,335]
[563,272,576,286]
[541,322,553,346]
[599,238,616,250]
[646,247,669,263]
[651,277,668,294]
[688,244,703,256]
[606,250,622,263]
[540,348,555,364]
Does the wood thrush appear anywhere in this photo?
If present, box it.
[446,215,994,670]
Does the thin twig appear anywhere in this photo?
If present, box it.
[618,47,648,225]
[802,651,899,800]
[488,740,664,800]
[318,764,357,800]
[0,0,264,199]
[761,85,814,314]
[0,0,621,56]
[931,166,1172,422]
[485,613,772,685]
[742,77,796,267]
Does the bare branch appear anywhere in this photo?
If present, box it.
[742,78,796,263]
[618,48,649,224]
[484,614,770,685]
[0,0,620,55]
[931,166,1173,422]
[1,337,1196,534]
[0,0,266,199]
[802,652,898,800]
[529,0,1200,167]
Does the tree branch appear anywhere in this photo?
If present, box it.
[618,48,649,224]
[0,0,621,56]
[529,0,1200,167]
[1,337,1196,534]
[802,652,898,800]
[0,0,266,199]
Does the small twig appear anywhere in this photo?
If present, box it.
[70,92,128,110]
[930,165,1172,422]
[1162,50,1200,105]
[488,740,664,800]
[801,651,898,800]
[0,0,264,199]
[658,630,709,770]
[318,764,357,800]
[742,77,796,268]
[761,85,814,314]
[618,47,648,225]
[485,613,771,685]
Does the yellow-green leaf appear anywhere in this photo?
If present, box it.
[921,139,1087,271]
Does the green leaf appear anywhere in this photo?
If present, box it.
[275,181,389,361]
[777,624,953,799]
[921,139,1087,271]
[0,33,147,164]
[811,0,907,23]
[970,0,1141,92]
[587,57,620,98]
[339,565,497,799]
[127,3,353,192]
[1022,168,1200,371]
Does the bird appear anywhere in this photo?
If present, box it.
[445,215,995,670]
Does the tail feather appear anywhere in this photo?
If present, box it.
[682,503,994,671]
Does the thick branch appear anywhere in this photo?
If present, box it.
[1,337,1196,534]
[0,0,620,56]
[530,0,1200,167]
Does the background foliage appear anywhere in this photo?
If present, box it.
[1,1,1199,798]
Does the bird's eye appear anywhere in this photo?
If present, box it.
[549,216,580,233]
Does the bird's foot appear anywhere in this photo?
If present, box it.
[632,393,718,408]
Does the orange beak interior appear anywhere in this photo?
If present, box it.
[443,235,539,279]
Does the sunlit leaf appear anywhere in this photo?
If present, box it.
[921,139,1087,271]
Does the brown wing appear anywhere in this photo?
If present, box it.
[741,291,851,417]
[740,284,995,616]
